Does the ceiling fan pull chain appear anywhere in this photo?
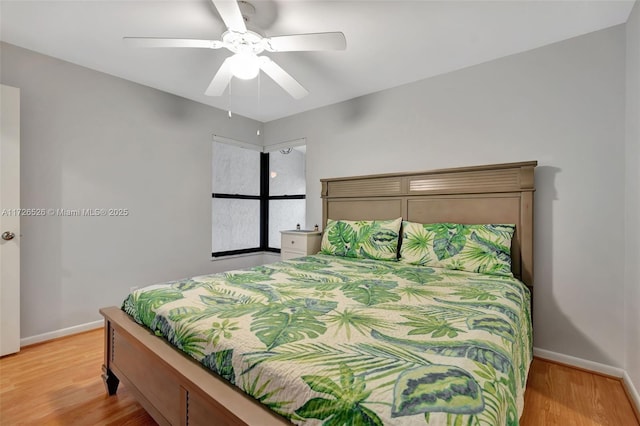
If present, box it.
[228,78,232,118]
[256,73,261,135]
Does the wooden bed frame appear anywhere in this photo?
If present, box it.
[100,160,536,426]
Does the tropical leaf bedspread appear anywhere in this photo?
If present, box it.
[122,254,532,425]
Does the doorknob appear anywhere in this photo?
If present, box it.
[1,231,15,241]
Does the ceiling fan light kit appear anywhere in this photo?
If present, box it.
[124,0,346,99]
[229,52,260,80]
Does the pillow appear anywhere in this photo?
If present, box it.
[321,218,402,261]
[399,222,515,276]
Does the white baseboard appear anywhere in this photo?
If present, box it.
[623,370,640,417]
[534,347,640,415]
[20,319,103,347]
[533,347,625,377]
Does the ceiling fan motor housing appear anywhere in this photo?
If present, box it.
[222,30,265,55]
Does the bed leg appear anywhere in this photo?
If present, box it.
[102,364,120,395]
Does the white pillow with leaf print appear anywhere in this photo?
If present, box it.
[399,221,516,276]
[320,218,402,261]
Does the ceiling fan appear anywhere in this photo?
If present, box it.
[124,0,346,99]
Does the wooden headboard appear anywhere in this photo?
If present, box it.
[320,161,537,287]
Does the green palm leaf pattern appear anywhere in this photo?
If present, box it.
[169,279,202,291]
[473,362,518,426]
[325,221,358,257]
[458,232,512,275]
[451,286,499,301]
[467,232,511,264]
[243,341,433,389]
[189,290,266,321]
[391,364,484,417]
[402,225,433,255]
[399,222,516,277]
[321,218,401,261]
[295,364,383,425]
[397,286,439,301]
[356,220,400,256]
[150,315,207,358]
[287,270,349,288]
[371,330,514,375]
[251,298,337,350]
[392,267,443,284]
[336,257,399,276]
[401,314,465,338]
[122,287,184,326]
[340,280,400,306]
[325,308,392,339]
[286,256,333,273]
[201,349,236,384]
[224,271,275,284]
[241,371,294,418]
[467,316,515,342]
[224,273,281,301]
[122,253,532,425]
[432,224,469,261]
[204,318,241,346]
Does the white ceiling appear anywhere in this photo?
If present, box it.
[0,0,635,122]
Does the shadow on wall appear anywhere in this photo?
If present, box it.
[335,94,373,126]
[534,165,617,366]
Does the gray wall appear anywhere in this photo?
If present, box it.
[625,2,640,394]
[0,42,267,338]
[265,26,627,368]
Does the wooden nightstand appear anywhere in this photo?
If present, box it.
[280,230,322,261]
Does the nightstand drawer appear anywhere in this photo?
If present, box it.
[282,233,308,249]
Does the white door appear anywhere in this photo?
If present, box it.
[0,84,21,356]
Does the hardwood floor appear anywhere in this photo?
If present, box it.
[0,328,155,425]
[521,359,639,426]
[1,328,638,425]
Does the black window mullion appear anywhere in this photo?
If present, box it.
[260,152,269,250]
[213,247,262,257]
[268,194,306,200]
[212,193,260,200]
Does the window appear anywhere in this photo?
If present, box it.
[212,140,306,257]
[268,148,306,249]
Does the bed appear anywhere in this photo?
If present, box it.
[100,160,536,426]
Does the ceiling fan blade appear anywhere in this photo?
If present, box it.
[264,32,346,52]
[205,57,234,96]
[124,37,224,49]
[211,0,247,33]
[259,57,309,99]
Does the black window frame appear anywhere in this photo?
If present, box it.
[212,151,305,257]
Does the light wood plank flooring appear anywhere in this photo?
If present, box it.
[1,328,638,425]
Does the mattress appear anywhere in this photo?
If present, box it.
[122,254,532,425]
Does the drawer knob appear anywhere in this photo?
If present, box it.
[291,240,295,244]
